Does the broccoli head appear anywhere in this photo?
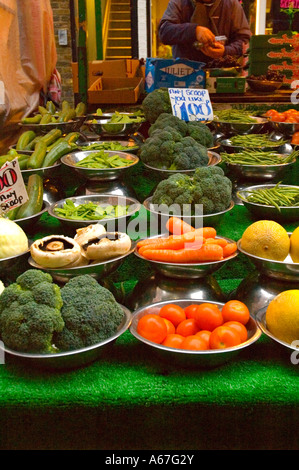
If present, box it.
[0,269,64,353]
[151,173,195,208]
[142,88,172,123]
[193,166,232,214]
[186,121,214,148]
[148,113,189,137]
[53,275,124,352]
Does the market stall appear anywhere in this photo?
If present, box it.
[0,90,299,450]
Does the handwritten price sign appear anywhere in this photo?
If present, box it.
[168,88,213,122]
[0,158,28,215]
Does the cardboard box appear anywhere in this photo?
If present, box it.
[206,77,246,94]
[145,58,206,92]
[88,77,144,104]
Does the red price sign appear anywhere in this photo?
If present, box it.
[0,158,28,215]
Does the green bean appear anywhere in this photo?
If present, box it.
[239,183,299,211]
[220,150,298,165]
[214,109,258,123]
[229,134,287,148]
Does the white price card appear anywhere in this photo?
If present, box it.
[0,158,28,215]
[168,88,213,122]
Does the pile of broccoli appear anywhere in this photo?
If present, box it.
[151,166,232,215]
[142,88,172,123]
[0,270,124,354]
[140,126,209,171]
[148,113,214,149]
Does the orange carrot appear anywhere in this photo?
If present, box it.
[222,242,237,258]
[205,237,228,247]
[141,244,223,263]
[137,227,216,250]
[166,217,195,235]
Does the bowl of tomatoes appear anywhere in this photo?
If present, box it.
[264,109,299,137]
[130,299,261,368]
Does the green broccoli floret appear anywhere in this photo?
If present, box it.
[170,137,209,170]
[151,173,195,208]
[148,113,189,137]
[53,275,124,352]
[142,88,172,123]
[193,166,232,214]
[0,270,64,353]
[186,121,214,148]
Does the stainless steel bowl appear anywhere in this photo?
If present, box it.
[130,299,261,369]
[246,79,283,93]
[237,237,299,282]
[13,202,48,231]
[0,305,132,370]
[134,234,238,279]
[213,116,268,136]
[268,121,299,138]
[61,150,139,181]
[85,117,145,137]
[18,117,85,134]
[237,184,299,222]
[143,196,234,228]
[21,161,61,182]
[142,151,221,179]
[9,145,33,155]
[28,241,136,284]
[48,194,141,230]
[220,138,291,154]
[256,307,299,353]
[0,247,30,278]
[222,154,297,181]
[77,140,139,154]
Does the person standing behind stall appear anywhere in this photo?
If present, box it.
[158,0,251,63]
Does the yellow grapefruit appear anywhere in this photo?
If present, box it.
[266,290,299,345]
[290,226,299,263]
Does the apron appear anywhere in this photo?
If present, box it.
[190,0,222,35]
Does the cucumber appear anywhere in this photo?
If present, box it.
[38,106,48,115]
[16,130,36,150]
[46,101,56,114]
[40,128,62,147]
[27,140,48,169]
[24,136,42,150]
[14,174,43,219]
[40,113,53,124]
[21,114,42,124]
[75,102,87,117]
[0,153,29,169]
[63,132,80,144]
[58,108,76,122]
[6,206,20,221]
[42,141,72,167]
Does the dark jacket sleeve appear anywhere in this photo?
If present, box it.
[224,0,251,56]
[159,0,198,45]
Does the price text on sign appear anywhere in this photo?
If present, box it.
[0,158,28,214]
[168,88,213,122]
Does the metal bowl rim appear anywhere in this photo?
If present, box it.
[255,308,299,352]
[142,151,221,173]
[61,150,139,171]
[143,196,234,218]
[237,184,299,209]
[223,156,296,169]
[12,201,49,223]
[21,161,61,173]
[237,236,298,266]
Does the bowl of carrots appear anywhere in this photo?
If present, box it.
[130,299,261,368]
[135,217,238,278]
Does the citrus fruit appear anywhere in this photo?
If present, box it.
[290,226,299,263]
[265,290,299,345]
[240,220,290,261]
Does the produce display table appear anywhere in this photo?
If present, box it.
[0,157,299,451]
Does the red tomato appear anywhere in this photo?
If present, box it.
[159,303,186,327]
[137,314,167,344]
[209,326,241,350]
[292,131,299,145]
[180,335,208,351]
[284,116,298,123]
[193,303,223,331]
[195,330,211,347]
[264,109,279,118]
[223,321,248,343]
[184,304,200,319]
[271,113,285,122]
[176,318,199,337]
[162,333,185,349]
[221,300,250,325]
[163,318,176,335]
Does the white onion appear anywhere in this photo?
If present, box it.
[0,218,29,259]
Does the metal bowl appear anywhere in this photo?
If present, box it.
[130,299,261,369]
[220,138,292,154]
[85,117,145,137]
[21,161,61,182]
[142,151,221,179]
[134,234,238,279]
[0,305,132,370]
[48,194,141,230]
[237,184,299,222]
[268,120,299,138]
[9,145,33,156]
[28,240,136,284]
[0,247,30,278]
[18,117,85,135]
[77,140,139,154]
[222,153,297,181]
[13,202,48,231]
[246,79,283,93]
[61,150,139,181]
[213,116,268,136]
[256,307,299,353]
[143,196,234,228]
[237,237,299,282]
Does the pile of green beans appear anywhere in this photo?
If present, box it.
[229,134,287,148]
[214,109,258,123]
[220,150,298,165]
[239,183,299,211]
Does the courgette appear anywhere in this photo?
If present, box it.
[63,132,80,144]
[59,108,76,122]
[40,128,62,147]
[46,101,56,114]
[14,174,43,219]
[42,141,72,167]
[27,140,48,169]
[40,113,53,124]
[21,114,42,124]
[24,136,42,150]
[75,102,87,117]
[16,130,36,150]
[0,153,29,169]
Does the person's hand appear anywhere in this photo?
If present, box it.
[201,41,225,58]
[195,26,215,45]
